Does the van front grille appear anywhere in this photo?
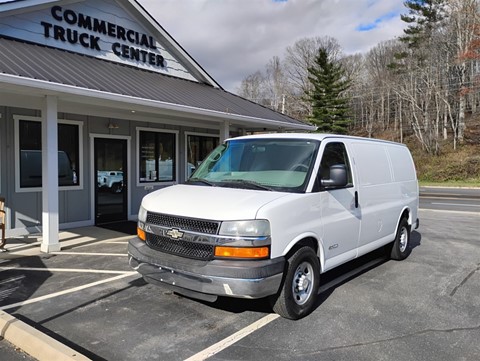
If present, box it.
[146,233,214,260]
[146,212,220,235]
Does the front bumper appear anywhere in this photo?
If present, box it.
[128,237,285,299]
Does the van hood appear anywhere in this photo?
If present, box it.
[141,184,290,220]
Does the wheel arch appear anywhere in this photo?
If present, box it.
[397,207,412,230]
[282,234,325,273]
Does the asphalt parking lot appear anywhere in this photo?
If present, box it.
[1,208,479,361]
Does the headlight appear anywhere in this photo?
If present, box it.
[219,220,270,237]
[138,205,147,223]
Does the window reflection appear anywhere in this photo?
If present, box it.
[139,131,176,182]
[19,119,79,188]
[186,135,219,178]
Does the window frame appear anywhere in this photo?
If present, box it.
[317,141,354,192]
[136,127,179,187]
[184,131,220,180]
[14,115,84,193]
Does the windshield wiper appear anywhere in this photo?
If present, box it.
[221,179,274,191]
[187,177,216,187]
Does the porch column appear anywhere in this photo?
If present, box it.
[219,120,230,143]
[41,95,60,253]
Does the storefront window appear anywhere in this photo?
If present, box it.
[186,134,219,178]
[19,119,79,188]
[139,130,176,182]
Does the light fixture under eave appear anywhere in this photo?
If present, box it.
[108,121,119,129]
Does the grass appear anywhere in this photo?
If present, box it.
[411,142,480,186]
[355,115,480,188]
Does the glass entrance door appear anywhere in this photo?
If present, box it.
[94,138,127,224]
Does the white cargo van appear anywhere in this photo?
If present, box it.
[128,134,419,319]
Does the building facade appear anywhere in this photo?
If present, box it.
[0,0,314,252]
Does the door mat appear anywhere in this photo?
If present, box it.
[97,221,137,235]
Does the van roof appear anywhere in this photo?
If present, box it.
[228,133,406,146]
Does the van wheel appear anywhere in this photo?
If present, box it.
[271,246,320,320]
[390,218,411,260]
[111,183,123,193]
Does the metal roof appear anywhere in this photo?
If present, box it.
[0,37,314,130]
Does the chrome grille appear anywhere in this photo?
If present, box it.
[146,233,214,260]
[146,212,220,234]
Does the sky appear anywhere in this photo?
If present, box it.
[138,0,408,92]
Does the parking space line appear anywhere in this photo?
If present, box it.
[0,267,134,274]
[419,208,480,215]
[80,236,133,243]
[50,251,128,256]
[431,202,480,207]
[103,237,133,242]
[72,237,133,249]
[184,313,280,361]
[5,242,42,251]
[0,273,138,311]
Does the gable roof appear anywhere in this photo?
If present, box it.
[0,0,222,87]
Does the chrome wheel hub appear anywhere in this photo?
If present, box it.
[399,227,408,253]
[292,261,314,305]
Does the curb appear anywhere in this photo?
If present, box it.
[0,310,91,361]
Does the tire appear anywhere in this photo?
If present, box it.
[271,246,320,320]
[390,218,411,260]
[111,182,123,194]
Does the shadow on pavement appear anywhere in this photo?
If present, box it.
[185,231,423,317]
[0,256,53,313]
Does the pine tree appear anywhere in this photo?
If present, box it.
[399,0,448,59]
[306,47,351,134]
[401,0,447,42]
[389,1,448,73]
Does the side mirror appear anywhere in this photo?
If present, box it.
[321,164,347,188]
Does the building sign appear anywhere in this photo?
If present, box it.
[41,5,165,68]
[0,0,198,81]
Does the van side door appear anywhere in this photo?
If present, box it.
[316,141,360,271]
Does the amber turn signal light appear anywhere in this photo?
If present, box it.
[137,227,146,241]
[214,246,269,259]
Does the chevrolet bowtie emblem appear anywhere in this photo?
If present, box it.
[166,228,184,239]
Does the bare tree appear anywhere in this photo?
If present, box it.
[446,0,480,143]
[341,53,365,84]
[264,56,288,113]
[347,40,405,140]
[237,71,267,105]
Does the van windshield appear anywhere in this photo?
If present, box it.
[188,138,320,193]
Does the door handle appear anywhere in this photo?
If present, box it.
[355,191,359,208]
